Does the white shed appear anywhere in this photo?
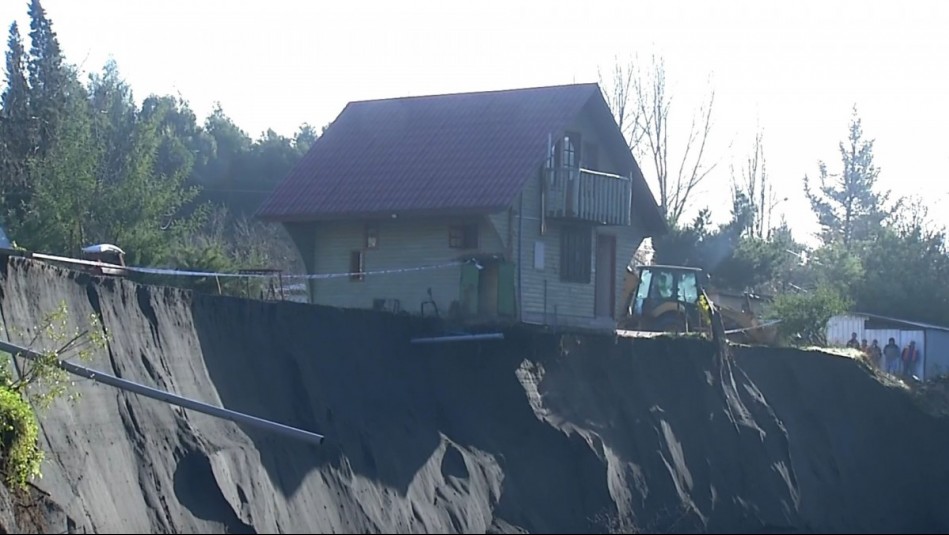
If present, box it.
[826,312,949,381]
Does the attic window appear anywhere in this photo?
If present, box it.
[556,132,581,169]
[449,223,479,249]
[365,222,379,249]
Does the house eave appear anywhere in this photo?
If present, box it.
[258,205,511,224]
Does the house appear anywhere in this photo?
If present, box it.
[256,83,666,331]
[826,312,949,380]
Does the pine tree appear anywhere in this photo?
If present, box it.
[85,63,199,264]
[27,0,69,157]
[25,77,98,253]
[88,60,137,187]
[0,22,33,222]
[804,107,892,248]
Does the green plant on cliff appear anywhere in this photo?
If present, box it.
[0,387,40,490]
[0,300,106,489]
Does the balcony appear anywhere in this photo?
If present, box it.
[544,166,632,226]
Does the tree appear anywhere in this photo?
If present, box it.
[294,123,318,153]
[11,0,105,252]
[1,1,304,274]
[22,69,98,253]
[651,208,713,267]
[140,94,209,181]
[804,107,894,248]
[13,56,202,261]
[88,60,137,184]
[197,103,252,188]
[599,54,718,226]
[853,199,949,325]
[597,59,645,151]
[26,0,69,158]
[0,22,33,221]
[730,129,779,239]
[84,63,203,264]
[771,285,851,346]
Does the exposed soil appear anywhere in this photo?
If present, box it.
[0,254,948,533]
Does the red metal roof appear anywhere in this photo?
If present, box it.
[257,83,665,234]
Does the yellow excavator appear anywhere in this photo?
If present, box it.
[619,264,778,345]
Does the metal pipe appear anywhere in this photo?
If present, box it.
[0,339,325,446]
[31,252,120,271]
[410,333,504,344]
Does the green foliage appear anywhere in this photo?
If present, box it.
[0,386,41,490]
[653,207,805,294]
[191,105,314,218]
[19,69,99,253]
[145,206,301,296]
[807,243,864,297]
[7,300,107,408]
[1,2,313,275]
[804,107,895,248]
[713,236,789,292]
[0,300,106,489]
[851,204,949,326]
[26,0,69,160]
[771,286,851,346]
[0,22,33,222]
[167,235,236,294]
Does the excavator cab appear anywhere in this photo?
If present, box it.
[623,265,709,333]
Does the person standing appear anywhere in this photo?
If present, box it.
[883,338,900,374]
[902,341,920,379]
[868,339,883,369]
[846,332,860,349]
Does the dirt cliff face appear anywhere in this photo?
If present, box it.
[0,255,947,534]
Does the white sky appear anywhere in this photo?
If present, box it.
[3,0,949,242]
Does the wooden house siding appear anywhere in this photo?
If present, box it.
[305,217,507,315]
[513,111,646,329]
[283,102,651,330]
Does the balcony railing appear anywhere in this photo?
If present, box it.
[544,166,632,226]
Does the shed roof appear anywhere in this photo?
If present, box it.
[256,83,665,234]
[852,312,949,333]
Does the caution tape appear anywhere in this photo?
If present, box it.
[126,260,468,280]
[724,319,782,335]
[29,251,470,281]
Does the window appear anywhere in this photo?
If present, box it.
[677,272,699,303]
[349,250,365,282]
[632,269,653,316]
[365,222,379,249]
[449,223,479,249]
[653,271,673,299]
[555,132,581,169]
[560,225,591,283]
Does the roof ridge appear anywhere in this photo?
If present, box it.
[346,82,600,105]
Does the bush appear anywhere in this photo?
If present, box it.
[771,285,851,346]
[0,386,42,490]
[0,301,106,489]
